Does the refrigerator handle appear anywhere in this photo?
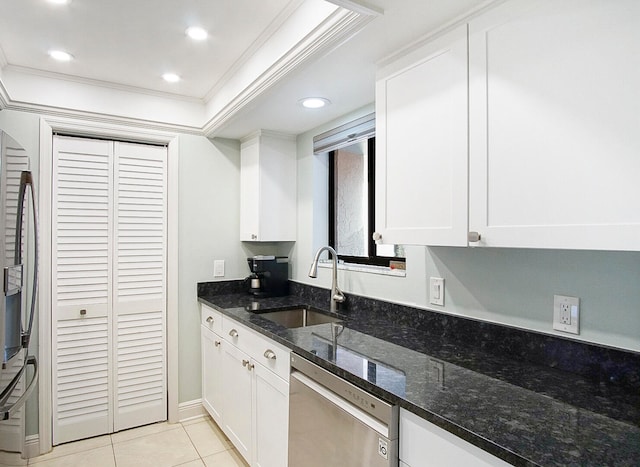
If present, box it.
[0,355,38,421]
[15,171,38,349]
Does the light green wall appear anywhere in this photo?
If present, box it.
[177,135,247,402]
[292,104,640,353]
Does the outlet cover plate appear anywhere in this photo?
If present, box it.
[213,260,225,277]
[553,295,579,334]
[429,277,444,306]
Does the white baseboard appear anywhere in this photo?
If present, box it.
[24,434,40,459]
[178,399,207,423]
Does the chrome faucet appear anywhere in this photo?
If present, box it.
[308,246,346,313]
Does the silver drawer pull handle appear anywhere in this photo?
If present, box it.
[241,359,254,371]
[229,329,239,338]
[263,349,277,360]
[206,316,214,324]
[214,341,221,347]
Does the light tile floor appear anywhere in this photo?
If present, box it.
[0,417,248,467]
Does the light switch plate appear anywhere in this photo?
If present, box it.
[429,277,444,306]
[213,260,225,277]
[553,295,579,334]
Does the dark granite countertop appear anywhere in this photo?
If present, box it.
[197,285,640,467]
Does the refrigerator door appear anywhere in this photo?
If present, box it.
[0,130,38,455]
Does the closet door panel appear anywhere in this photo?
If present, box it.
[52,136,113,444]
[113,142,167,431]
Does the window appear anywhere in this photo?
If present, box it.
[314,114,404,267]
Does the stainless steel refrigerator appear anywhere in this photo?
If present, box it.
[0,129,38,455]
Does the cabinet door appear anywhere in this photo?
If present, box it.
[253,362,288,467]
[240,132,297,242]
[201,326,224,424]
[468,0,640,250]
[375,25,469,246]
[240,137,260,241]
[222,342,253,464]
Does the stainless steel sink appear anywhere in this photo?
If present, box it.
[257,308,342,328]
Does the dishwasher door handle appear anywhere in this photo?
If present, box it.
[291,370,389,437]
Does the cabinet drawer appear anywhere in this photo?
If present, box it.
[222,318,291,381]
[201,304,223,334]
[249,333,290,382]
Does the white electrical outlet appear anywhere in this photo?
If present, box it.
[429,277,444,306]
[213,260,225,277]
[553,295,579,334]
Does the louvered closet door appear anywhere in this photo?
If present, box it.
[52,136,167,444]
[113,141,167,431]
[52,137,113,445]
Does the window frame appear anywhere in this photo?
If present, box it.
[328,137,403,267]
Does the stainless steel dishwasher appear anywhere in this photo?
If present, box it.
[289,354,398,467]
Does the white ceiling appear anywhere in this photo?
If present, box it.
[0,0,495,139]
[0,0,296,99]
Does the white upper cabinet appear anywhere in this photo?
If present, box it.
[468,0,640,250]
[375,25,469,246]
[240,131,297,242]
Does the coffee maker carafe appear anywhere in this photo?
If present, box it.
[245,256,289,297]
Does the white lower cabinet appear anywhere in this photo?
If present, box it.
[400,409,510,467]
[200,305,290,466]
[222,341,254,461]
[253,361,289,467]
[201,326,224,424]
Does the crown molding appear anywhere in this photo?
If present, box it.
[0,77,8,110]
[202,8,374,137]
[3,98,202,136]
[325,0,384,16]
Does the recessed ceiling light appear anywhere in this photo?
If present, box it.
[186,26,208,41]
[300,97,331,109]
[162,73,180,83]
[49,50,73,62]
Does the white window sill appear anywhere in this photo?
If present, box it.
[318,260,406,277]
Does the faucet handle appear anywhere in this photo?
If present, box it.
[332,292,346,303]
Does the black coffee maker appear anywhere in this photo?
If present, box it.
[246,256,289,297]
